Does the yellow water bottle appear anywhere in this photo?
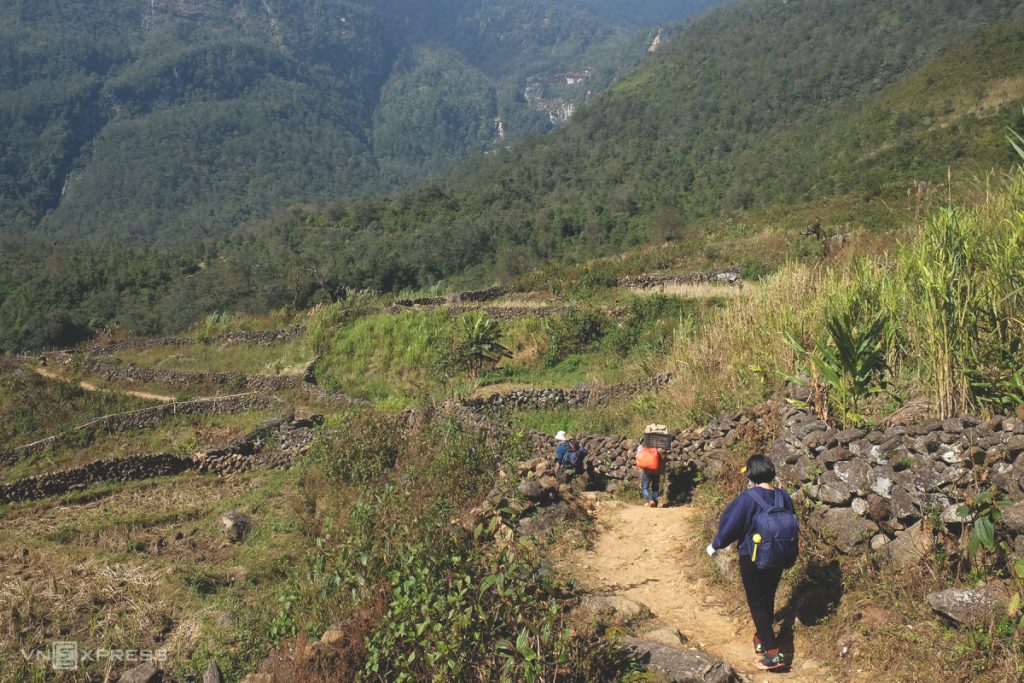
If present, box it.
[751,533,762,562]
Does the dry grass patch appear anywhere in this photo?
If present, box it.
[0,470,305,680]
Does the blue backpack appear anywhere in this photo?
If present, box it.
[747,489,799,570]
[563,441,587,469]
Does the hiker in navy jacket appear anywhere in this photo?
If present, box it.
[707,455,795,671]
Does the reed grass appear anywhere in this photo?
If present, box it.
[665,168,1024,424]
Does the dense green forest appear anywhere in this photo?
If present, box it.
[3,0,1024,352]
[0,0,715,244]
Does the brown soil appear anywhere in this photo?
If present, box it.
[567,497,849,683]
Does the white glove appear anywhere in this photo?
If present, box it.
[706,544,717,557]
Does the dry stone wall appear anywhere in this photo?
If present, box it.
[73,358,307,392]
[64,358,359,405]
[459,374,671,413]
[0,454,193,503]
[394,285,510,307]
[615,267,742,289]
[445,305,576,322]
[0,416,321,504]
[84,329,302,355]
[1,393,278,464]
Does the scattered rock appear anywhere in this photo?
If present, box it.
[320,623,345,646]
[621,638,739,683]
[835,631,862,659]
[927,581,1016,627]
[518,479,545,501]
[577,595,651,625]
[117,664,161,683]
[218,511,253,543]
[215,611,238,628]
[640,628,688,648]
[203,660,223,683]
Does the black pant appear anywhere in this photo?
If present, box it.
[739,554,783,651]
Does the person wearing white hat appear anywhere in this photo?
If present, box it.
[553,430,586,478]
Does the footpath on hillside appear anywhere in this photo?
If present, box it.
[34,366,177,402]
[567,497,845,683]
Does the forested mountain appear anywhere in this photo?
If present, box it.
[183,0,1024,288]
[0,0,718,244]
[3,0,1024,351]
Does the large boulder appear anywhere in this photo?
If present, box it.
[517,500,580,535]
[620,639,739,683]
[927,581,1016,627]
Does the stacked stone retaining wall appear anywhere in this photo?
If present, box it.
[1,393,278,464]
[394,285,510,307]
[0,416,321,504]
[616,267,742,289]
[84,328,302,355]
[0,454,193,503]
[459,374,672,413]
[63,358,358,405]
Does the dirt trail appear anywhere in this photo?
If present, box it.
[34,366,177,402]
[568,497,838,683]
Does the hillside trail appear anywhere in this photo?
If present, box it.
[33,366,177,402]
[568,497,844,683]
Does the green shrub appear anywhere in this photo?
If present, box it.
[307,411,406,486]
[543,310,607,367]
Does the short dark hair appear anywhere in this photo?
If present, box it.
[745,455,776,484]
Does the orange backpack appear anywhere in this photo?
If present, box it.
[636,446,661,472]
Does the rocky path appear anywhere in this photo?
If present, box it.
[568,497,837,683]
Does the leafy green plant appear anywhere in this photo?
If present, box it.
[462,314,513,378]
[196,311,233,341]
[786,309,889,427]
[543,310,606,368]
[956,489,1009,562]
